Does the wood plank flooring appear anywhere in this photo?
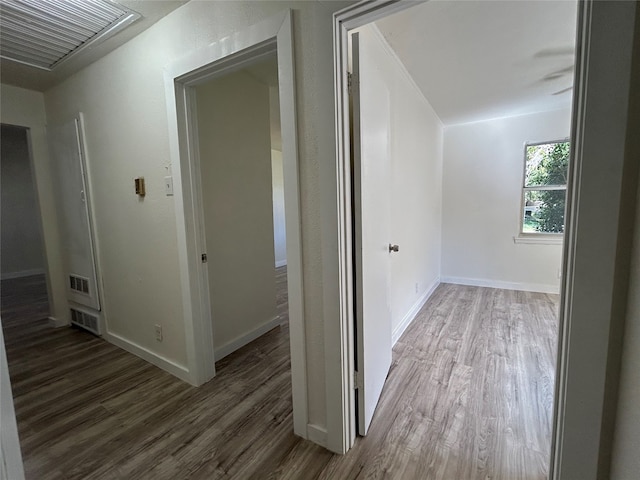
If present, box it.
[2,273,558,479]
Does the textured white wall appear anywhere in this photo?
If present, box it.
[0,84,68,325]
[41,0,353,429]
[195,71,277,355]
[1,125,45,278]
[359,25,443,339]
[442,109,571,292]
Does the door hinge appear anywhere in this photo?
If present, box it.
[347,72,353,93]
[354,370,363,390]
[201,253,208,263]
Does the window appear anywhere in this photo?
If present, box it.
[521,140,570,235]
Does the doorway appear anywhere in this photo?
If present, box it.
[164,9,308,438]
[1,123,51,345]
[336,0,578,476]
[193,54,286,364]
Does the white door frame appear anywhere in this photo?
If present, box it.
[163,9,308,439]
[331,1,638,478]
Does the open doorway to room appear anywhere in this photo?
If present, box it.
[164,9,308,438]
[192,54,289,369]
[0,123,50,357]
[339,1,577,477]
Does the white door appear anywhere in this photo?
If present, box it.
[352,32,394,436]
[49,116,101,311]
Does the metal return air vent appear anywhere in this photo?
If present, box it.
[69,274,90,294]
[70,307,102,336]
[0,0,141,70]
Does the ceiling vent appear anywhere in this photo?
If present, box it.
[0,0,141,71]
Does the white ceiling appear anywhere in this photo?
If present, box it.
[0,0,188,92]
[375,0,578,126]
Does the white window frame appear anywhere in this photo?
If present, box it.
[516,138,569,245]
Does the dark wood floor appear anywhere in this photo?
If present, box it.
[2,272,558,479]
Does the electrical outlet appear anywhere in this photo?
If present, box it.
[155,324,163,342]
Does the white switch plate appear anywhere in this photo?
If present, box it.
[164,176,174,196]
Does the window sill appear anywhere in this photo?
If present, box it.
[513,235,563,245]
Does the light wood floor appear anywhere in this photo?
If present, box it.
[2,272,558,479]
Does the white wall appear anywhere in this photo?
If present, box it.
[441,108,571,293]
[610,6,640,473]
[271,149,287,267]
[1,125,45,279]
[359,25,443,342]
[195,71,277,358]
[0,84,68,325]
[610,169,640,478]
[41,0,353,435]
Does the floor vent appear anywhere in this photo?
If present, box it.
[70,307,102,336]
[69,274,90,294]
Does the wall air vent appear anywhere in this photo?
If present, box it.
[70,306,102,336]
[0,0,141,71]
[69,274,90,295]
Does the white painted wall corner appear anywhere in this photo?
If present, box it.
[213,315,282,362]
[104,331,192,384]
[392,278,440,345]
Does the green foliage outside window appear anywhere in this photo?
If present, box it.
[523,141,570,234]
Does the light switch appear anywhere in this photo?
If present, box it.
[164,176,174,196]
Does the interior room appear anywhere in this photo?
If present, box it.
[0,1,638,479]
[345,1,573,475]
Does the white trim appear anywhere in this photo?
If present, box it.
[0,268,45,280]
[104,332,192,384]
[392,278,440,345]
[441,276,559,295]
[514,235,563,245]
[164,9,308,438]
[214,316,282,362]
[275,260,287,268]
[306,424,328,448]
[47,316,68,328]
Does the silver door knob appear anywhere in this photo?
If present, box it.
[389,244,399,252]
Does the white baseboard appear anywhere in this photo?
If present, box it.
[275,259,287,268]
[441,276,560,294]
[1,268,45,280]
[307,424,328,447]
[214,315,282,362]
[48,316,69,328]
[104,331,192,384]
[392,278,440,345]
